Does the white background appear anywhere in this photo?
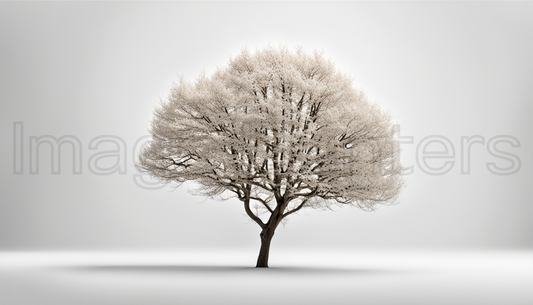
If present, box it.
[2,2,533,304]
[1,1,532,253]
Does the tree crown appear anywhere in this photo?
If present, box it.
[137,45,403,218]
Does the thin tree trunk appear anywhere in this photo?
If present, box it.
[256,229,275,268]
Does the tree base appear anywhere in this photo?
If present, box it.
[256,230,274,268]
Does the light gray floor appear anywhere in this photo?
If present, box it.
[1,250,532,305]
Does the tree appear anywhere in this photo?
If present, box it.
[136,45,404,268]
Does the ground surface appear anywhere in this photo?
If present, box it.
[0,250,532,305]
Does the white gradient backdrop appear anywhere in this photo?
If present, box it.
[1,1,532,253]
[2,2,533,305]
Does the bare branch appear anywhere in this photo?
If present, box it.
[249,196,274,214]
[281,197,310,219]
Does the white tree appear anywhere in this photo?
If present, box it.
[136,45,404,267]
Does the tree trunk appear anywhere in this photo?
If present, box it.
[256,229,275,268]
